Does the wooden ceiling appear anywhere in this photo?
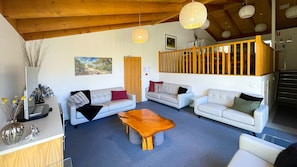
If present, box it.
[1,0,297,41]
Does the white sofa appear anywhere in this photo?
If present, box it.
[228,133,284,167]
[145,82,194,109]
[194,89,268,134]
[68,87,136,126]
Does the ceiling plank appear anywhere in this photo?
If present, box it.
[17,13,177,33]
[3,0,182,19]
[22,21,153,41]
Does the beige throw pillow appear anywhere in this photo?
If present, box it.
[154,83,163,93]
[68,91,90,108]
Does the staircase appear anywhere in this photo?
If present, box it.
[276,70,297,105]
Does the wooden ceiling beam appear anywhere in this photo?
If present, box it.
[151,12,179,25]
[17,13,177,33]
[3,0,182,19]
[21,21,153,41]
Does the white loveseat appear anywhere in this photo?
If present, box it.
[194,89,268,134]
[68,87,136,126]
[228,133,284,167]
[145,82,194,109]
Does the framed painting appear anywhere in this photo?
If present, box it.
[165,34,177,50]
[75,57,112,76]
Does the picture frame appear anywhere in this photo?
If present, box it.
[74,57,112,76]
[165,34,177,50]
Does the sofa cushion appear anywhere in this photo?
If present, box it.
[162,82,180,94]
[240,93,263,103]
[208,89,241,107]
[160,93,178,104]
[111,90,128,100]
[105,99,134,110]
[223,108,255,125]
[228,150,273,167]
[275,143,297,167]
[198,103,227,117]
[230,97,261,115]
[68,91,90,108]
[146,92,162,99]
[148,81,163,92]
[178,87,188,94]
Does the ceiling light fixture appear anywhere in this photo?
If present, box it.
[200,19,210,30]
[222,31,231,38]
[255,23,267,32]
[239,0,255,19]
[285,5,297,18]
[179,0,207,29]
[132,13,148,43]
[254,13,267,32]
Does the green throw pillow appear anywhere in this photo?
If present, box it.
[230,97,261,115]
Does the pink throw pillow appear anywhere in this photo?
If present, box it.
[111,90,128,100]
[148,81,163,92]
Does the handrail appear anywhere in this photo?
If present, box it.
[159,35,274,76]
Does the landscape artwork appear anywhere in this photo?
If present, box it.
[75,57,112,76]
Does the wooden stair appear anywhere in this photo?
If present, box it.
[276,70,297,105]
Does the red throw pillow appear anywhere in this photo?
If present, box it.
[111,90,128,100]
[148,81,163,92]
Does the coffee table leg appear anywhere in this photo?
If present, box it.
[142,136,153,150]
[125,125,129,134]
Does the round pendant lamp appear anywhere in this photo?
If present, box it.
[222,31,231,38]
[179,0,207,29]
[132,27,148,43]
[132,13,148,43]
[285,5,297,19]
[200,19,210,30]
[255,23,267,32]
[239,4,255,19]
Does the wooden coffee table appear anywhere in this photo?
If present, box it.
[118,109,175,150]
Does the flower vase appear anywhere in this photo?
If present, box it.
[1,121,25,145]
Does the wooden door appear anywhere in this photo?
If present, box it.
[124,56,142,102]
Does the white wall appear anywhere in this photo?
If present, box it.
[159,73,276,108]
[0,15,25,127]
[275,27,297,70]
[32,22,195,119]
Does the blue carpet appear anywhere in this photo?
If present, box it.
[64,101,297,167]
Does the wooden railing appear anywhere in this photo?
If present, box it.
[159,35,273,76]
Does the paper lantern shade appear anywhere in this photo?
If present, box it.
[222,31,231,38]
[255,23,267,32]
[132,27,148,43]
[200,19,210,29]
[285,5,297,19]
[239,5,255,19]
[179,1,207,29]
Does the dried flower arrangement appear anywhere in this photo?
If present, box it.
[23,40,45,67]
[0,96,26,122]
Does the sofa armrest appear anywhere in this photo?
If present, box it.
[253,104,269,133]
[239,133,284,164]
[177,92,194,107]
[67,102,78,125]
[127,93,136,102]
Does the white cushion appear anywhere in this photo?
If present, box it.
[146,92,162,99]
[208,89,240,107]
[228,150,273,167]
[198,103,227,116]
[160,94,178,103]
[223,108,255,125]
[68,91,89,108]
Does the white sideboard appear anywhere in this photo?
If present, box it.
[0,96,64,167]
